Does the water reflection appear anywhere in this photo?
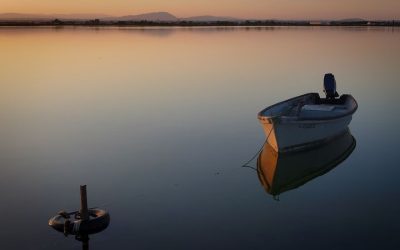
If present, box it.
[75,234,90,250]
[0,26,399,249]
[257,129,356,198]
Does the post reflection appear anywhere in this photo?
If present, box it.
[75,234,89,250]
[257,129,356,198]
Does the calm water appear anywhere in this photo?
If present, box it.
[0,26,399,249]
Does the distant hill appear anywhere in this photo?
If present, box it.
[0,12,240,22]
[110,12,178,21]
[0,12,373,23]
[182,15,242,22]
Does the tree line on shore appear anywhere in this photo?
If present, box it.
[0,19,399,27]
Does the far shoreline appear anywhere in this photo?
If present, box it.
[0,19,399,27]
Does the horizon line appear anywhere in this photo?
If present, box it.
[0,11,398,21]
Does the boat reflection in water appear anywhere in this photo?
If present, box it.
[257,129,356,198]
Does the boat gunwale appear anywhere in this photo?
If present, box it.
[257,93,358,124]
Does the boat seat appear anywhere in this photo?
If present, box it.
[299,104,348,119]
[302,105,335,111]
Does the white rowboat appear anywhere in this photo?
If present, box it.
[257,74,358,152]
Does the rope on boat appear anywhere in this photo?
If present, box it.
[241,123,274,170]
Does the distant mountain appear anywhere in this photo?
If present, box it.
[182,15,242,22]
[110,12,178,21]
[0,12,370,23]
[0,12,242,22]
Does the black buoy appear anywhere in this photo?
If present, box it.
[49,185,110,237]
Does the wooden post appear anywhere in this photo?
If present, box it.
[80,185,89,221]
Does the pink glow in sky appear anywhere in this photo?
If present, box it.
[0,0,399,19]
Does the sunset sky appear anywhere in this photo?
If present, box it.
[0,0,399,19]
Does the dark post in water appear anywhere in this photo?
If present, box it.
[80,185,89,221]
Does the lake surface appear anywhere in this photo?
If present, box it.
[0,26,399,249]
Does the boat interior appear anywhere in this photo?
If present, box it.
[259,93,358,120]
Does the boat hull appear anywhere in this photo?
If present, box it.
[259,115,352,152]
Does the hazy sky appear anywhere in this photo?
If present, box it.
[1,0,399,19]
